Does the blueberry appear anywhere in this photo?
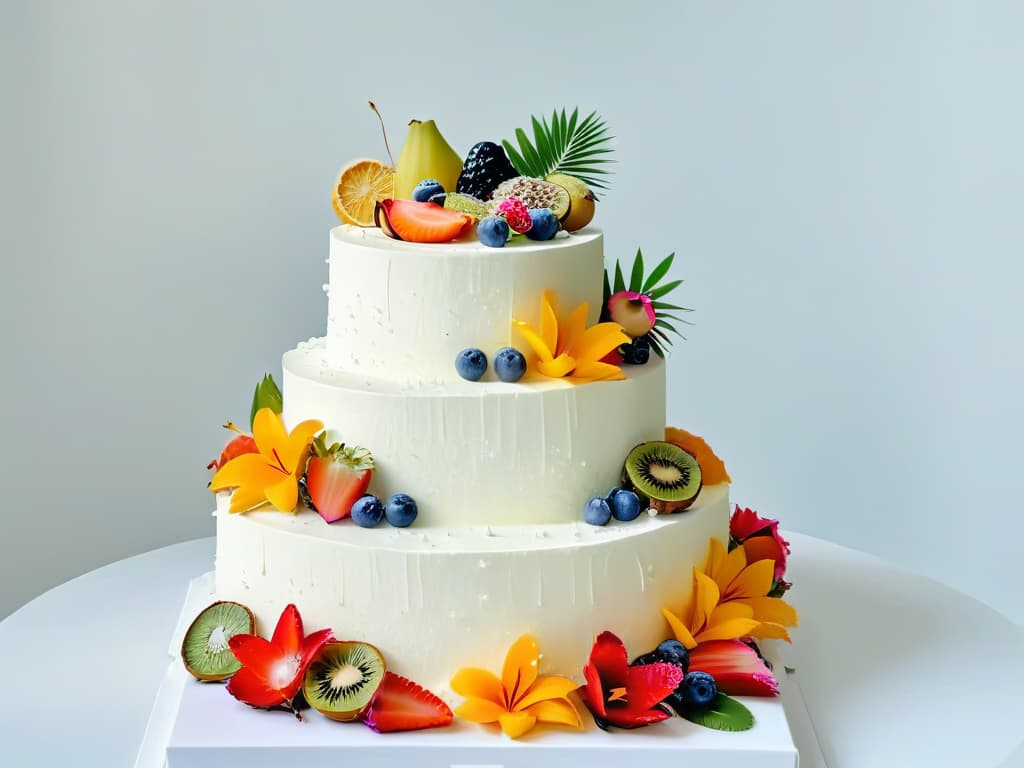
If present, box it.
[583,496,612,526]
[477,215,509,248]
[455,348,488,381]
[385,493,418,528]
[679,671,718,711]
[609,489,642,521]
[525,208,559,241]
[620,335,651,365]
[603,485,622,505]
[350,495,384,528]
[630,640,689,672]
[428,191,447,207]
[412,179,444,203]
[493,346,527,383]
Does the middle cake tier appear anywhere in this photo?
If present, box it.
[283,339,666,527]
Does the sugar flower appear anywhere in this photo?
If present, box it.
[730,505,790,585]
[688,639,779,697]
[514,291,630,383]
[450,634,581,739]
[662,538,798,650]
[578,631,682,729]
[209,407,323,513]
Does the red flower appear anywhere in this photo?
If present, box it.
[689,640,779,697]
[578,631,683,729]
[226,604,333,714]
[730,505,791,585]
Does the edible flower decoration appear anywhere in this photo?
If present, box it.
[578,631,683,729]
[665,426,732,485]
[730,505,791,591]
[514,291,630,383]
[688,640,779,697]
[209,408,324,513]
[450,634,581,739]
[661,538,798,650]
[226,603,333,716]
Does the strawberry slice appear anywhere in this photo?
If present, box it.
[303,432,375,523]
[361,671,453,733]
[375,199,474,243]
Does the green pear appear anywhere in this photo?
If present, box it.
[393,120,463,201]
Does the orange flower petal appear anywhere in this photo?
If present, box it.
[540,292,559,354]
[728,558,775,600]
[717,546,749,596]
[455,697,507,724]
[571,322,630,363]
[515,675,579,711]
[662,607,698,650]
[665,426,732,485]
[264,474,298,513]
[226,485,269,514]
[209,453,280,493]
[502,635,540,708]
[524,698,581,728]
[451,667,505,706]
[498,710,537,739]
[514,321,554,363]
[693,569,722,632]
[704,538,729,583]
[538,353,576,379]
[737,597,799,627]
[569,360,626,383]
[695,617,762,644]
[252,408,288,465]
[282,419,324,473]
[748,622,793,642]
[558,301,589,357]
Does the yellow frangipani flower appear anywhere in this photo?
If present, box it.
[451,634,581,739]
[209,408,323,514]
[514,291,630,383]
[662,538,798,650]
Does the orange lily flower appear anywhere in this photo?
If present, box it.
[209,407,323,513]
[450,634,581,739]
[662,538,798,650]
[514,291,629,383]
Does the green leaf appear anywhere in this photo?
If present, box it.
[643,252,675,293]
[629,249,644,293]
[679,694,755,732]
[613,261,626,294]
[655,319,681,336]
[250,374,283,430]
[648,279,684,300]
[502,106,614,192]
[648,334,666,358]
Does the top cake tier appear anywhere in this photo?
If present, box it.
[325,225,603,382]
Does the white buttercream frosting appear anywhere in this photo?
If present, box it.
[325,225,604,383]
[215,483,730,693]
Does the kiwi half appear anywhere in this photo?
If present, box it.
[181,600,255,681]
[622,441,703,514]
[303,641,386,721]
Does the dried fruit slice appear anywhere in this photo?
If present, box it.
[374,199,474,243]
[361,671,453,733]
[622,440,702,514]
[303,641,387,721]
[492,177,571,221]
[181,601,255,681]
[333,159,394,227]
[665,426,731,485]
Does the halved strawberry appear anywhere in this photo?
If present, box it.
[375,199,474,243]
[360,671,453,733]
[207,422,258,471]
[303,432,375,523]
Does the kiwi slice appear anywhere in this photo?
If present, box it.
[443,191,491,219]
[181,600,255,681]
[622,441,703,514]
[303,641,386,721]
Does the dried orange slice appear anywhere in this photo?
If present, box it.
[332,159,394,227]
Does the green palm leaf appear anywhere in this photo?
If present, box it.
[502,107,614,195]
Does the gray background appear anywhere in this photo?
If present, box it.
[2,1,1021,626]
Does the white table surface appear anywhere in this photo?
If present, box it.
[1,533,1021,768]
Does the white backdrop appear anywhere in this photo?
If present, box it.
[2,1,1021,625]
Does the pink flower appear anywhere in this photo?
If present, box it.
[730,506,791,585]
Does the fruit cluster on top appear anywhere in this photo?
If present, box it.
[333,105,610,246]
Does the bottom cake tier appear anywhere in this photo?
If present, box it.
[214,484,730,692]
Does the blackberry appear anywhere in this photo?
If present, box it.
[456,141,520,200]
[620,336,651,365]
